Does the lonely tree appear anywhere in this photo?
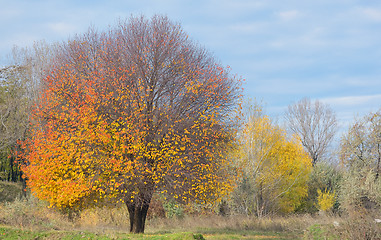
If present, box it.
[20,15,242,233]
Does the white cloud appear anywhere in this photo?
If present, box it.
[228,22,268,35]
[299,27,328,46]
[203,0,266,18]
[277,10,301,21]
[361,7,381,22]
[47,22,78,36]
[320,94,381,107]
[0,8,22,19]
[341,76,381,87]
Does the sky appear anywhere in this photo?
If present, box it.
[1,0,381,136]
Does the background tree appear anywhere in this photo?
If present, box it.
[0,42,54,183]
[20,15,242,233]
[0,65,27,182]
[285,98,338,166]
[232,102,312,216]
[340,110,381,212]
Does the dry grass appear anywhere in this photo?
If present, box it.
[78,205,130,232]
[0,197,74,231]
[4,196,376,239]
[146,213,340,235]
[303,209,381,240]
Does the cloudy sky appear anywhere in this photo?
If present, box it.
[1,0,381,133]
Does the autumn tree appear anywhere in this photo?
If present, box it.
[285,98,338,166]
[232,102,312,216]
[20,15,242,233]
[340,110,381,212]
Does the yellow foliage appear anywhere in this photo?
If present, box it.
[316,189,335,212]
[20,45,239,211]
[235,106,312,215]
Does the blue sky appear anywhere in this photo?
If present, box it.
[1,0,381,134]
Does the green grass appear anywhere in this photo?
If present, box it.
[2,226,110,240]
[0,226,299,240]
[0,226,203,240]
[0,226,112,239]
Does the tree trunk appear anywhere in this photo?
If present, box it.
[126,195,152,233]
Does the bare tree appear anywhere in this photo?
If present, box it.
[285,98,338,166]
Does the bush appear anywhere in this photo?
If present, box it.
[163,200,184,219]
[316,189,335,212]
[340,168,381,213]
[339,110,381,214]
[297,162,342,214]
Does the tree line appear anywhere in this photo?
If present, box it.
[0,15,379,233]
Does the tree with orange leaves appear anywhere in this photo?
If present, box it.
[20,15,242,233]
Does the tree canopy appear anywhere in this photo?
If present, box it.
[19,15,242,233]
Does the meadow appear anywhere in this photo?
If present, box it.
[2,181,380,240]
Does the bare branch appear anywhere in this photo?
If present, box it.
[285,98,338,165]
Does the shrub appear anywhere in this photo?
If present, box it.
[163,200,184,219]
[316,189,335,212]
[297,162,342,214]
[339,110,381,213]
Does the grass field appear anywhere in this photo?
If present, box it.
[0,225,299,240]
[0,182,379,240]
[0,198,337,240]
[0,196,303,239]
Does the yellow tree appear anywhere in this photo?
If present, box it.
[234,103,312,216]
[19,15,242,233]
